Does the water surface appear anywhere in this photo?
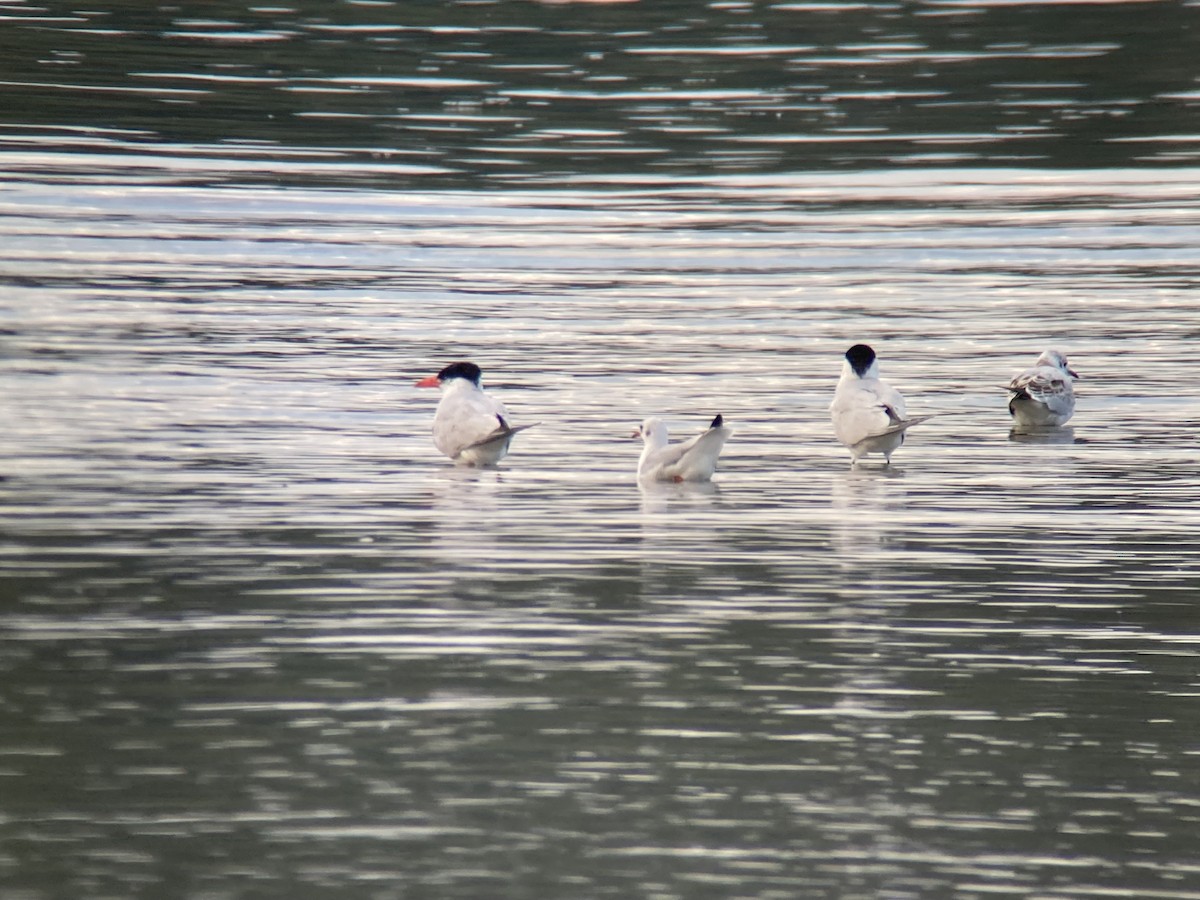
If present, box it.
[3,3,1200,898]
[3,0,1200,184]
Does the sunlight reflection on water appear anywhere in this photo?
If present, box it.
[2,160,1200,897]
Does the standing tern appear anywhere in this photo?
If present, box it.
[830,343,931,466]
[416,361,536,466]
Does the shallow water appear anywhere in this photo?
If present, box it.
[3,2,1200,898]
[4,163,1200,898]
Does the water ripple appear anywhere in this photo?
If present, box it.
[3,158,1200,896]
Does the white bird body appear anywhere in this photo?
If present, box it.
[830,344,928,465]
[637,415,731,483]
[1008,350,1078,430]
[416,362,536,466]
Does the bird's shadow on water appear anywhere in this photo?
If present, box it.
[1008,426,1079,445]
[847,462,908,478]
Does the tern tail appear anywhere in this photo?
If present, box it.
[463,421,540,452]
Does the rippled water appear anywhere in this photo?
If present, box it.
[4,162,1200,898]
[3,0,1200,182]
[3,2,1200,898]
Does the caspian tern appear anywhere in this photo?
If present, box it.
[635,414,731,483]
[1007,349,1078,431]
[830,344,931,466]
[415,361,537,466]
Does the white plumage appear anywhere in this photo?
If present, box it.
[416,362,536,466]
[830,344,929,466]
[636,414,731,483]
[1007,349,1078,431]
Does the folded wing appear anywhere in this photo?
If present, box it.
[846,412,935,453]
[1009,367,1073,414]
[644,416,731,482]
[462,418,539,453]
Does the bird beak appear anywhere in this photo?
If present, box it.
[1067,368,1080,380]
[415,375,441,388]
[630,427,642,439]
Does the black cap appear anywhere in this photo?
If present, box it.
[845,344,876,377]
[437,361,482,384]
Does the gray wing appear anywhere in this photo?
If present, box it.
[847,414,935,451]
[433,391,514,458]
[832,380,909,446]
[656,422,732,479]
[462,420,539,452]
[1009,366,1074,415]
[643,437,691,472]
